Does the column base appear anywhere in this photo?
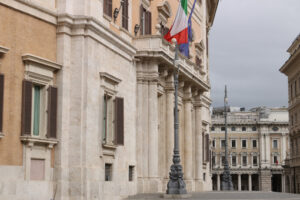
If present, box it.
[194,180,204,192]
[184,179,194,192]
[259,169,271,191]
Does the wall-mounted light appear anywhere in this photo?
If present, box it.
[113,0,124,22]
[134,24,140,36]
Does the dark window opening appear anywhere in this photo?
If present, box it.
[129,166,134,181]
[105,163,112,181]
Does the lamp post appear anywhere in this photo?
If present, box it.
[166,38,187,195]
[221,85,233,190]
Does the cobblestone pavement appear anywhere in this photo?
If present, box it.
[127,191,300,200]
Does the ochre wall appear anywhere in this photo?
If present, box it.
[0,5,56,165]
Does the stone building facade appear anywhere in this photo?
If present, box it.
[280,33,300,193]
[0,0,219,199]
[0,1,60,199]
[211,107,289,192]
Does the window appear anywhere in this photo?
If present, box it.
[221,156,225,166]
[103,0,113,17]
[122,0,129,30]
[211,126,215,131]
[129,166,134,181]
[242,127,246,131]
[231,140,236,148]
[232,156,237,166]
[102,94,124,145]
[21,81,58,138]
[272,126,279,131]
[212,156,216,166]
[231,126,236,131]
[253,156,258,166]
[252,126,257,131]
[221,127,225,131]
[140,5,151,35]
[30,159,45,180]
[273,156,278,165]
[221,140,226,148]
[252,140,257,148]
[212,140,215,148]
[242,139,247,148]
[242,156,247,166]
[105,163,112,181]
[273,140,278,149]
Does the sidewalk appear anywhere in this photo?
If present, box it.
[127,191,300,200]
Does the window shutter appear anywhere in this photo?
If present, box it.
[140,5,144,35]
[47,86,58,138]
[147,11,152,34]
[145,11,151,35]
[21,80,32,135]
[0,74,4,132]
[108,0,112,17]
[115,97,124,145]
[122,0,129,30]
[205,134,209,162]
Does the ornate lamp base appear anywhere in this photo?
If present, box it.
[166,163,187,194]
[221,169,233,191]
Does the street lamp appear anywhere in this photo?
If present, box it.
[166,38,187,195]
[221,85,233,190]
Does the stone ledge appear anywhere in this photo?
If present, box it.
[161,194,192,199]
[20,135,58,148]
[0,132,4,139]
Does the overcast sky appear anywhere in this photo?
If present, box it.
[209,0,300,109]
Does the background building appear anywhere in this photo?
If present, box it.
[211,107,289,192]
[0,0,219,199]
[280,33,300,193]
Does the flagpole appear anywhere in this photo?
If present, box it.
[166,38,187,195]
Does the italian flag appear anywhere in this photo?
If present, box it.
[164,0,188,44]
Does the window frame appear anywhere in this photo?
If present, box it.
[253,155,258,166]
[242,155,247,166]
[241,139,247,148]
[221,139,226,148]
[231,139,236,148]
[272,139,278,149]
[252,139,257,148]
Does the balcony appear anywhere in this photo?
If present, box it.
[133,35,210,92]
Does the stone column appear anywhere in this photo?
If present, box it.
[259,169,272,191]
[148,62,159,192]
[238,174,242,191]
[265,134,271,165]
[249,174,252,191]
[195,94,203,190]
[282,174,286,192]
[282,133,287,162]
[217,174,221,191]
[184,86,193,181]
[165,74,174,179]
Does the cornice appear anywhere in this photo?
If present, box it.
[57,14,137,62]
[0,0,57,25]
[0,46,9,54]
[22,54,62,71]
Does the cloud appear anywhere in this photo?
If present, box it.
[210,0,300,109]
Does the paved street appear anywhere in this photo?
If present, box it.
[127,192,300,200]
